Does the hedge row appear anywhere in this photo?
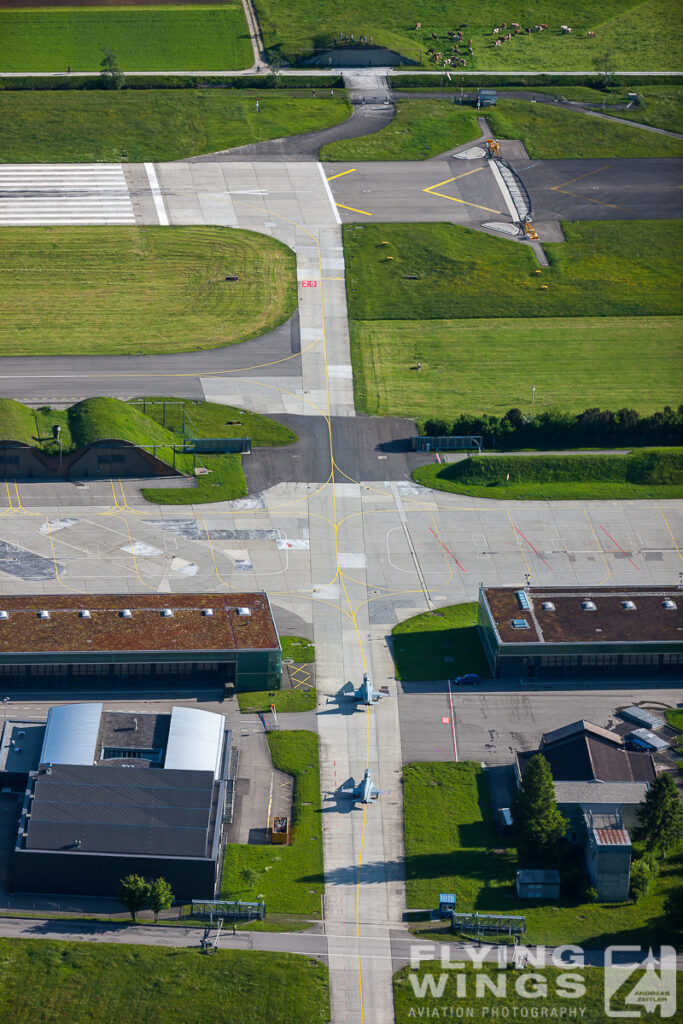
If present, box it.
[445,449,683,486]
[423,406,683,450]
[390,73,683,90]
[0,74,344,91]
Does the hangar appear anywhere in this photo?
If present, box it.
[478,585,683,680]
[13,703,230,900]
[0,593,281,693]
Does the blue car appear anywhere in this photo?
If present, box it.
[455,673,481,685]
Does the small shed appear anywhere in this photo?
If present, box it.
[628,728,669,752]
[439,893,457,918]
[515,869,560,900]
[478,88,497,107]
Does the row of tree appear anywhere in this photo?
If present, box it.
[118,875,174,922]
[423,406,683,450]
[512,754,683,901]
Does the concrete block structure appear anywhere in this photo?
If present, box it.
[0,593,281,693]
[583,810,632,902]
[478,585,683,680]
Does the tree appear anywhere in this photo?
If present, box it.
[100,49,123,90]
[635,772,683,854]
[118,874,151,921]
[629,859,652,902]
[149,877,174,923]
[592,51,616,91]
[512,754,568,859]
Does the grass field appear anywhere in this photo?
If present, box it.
[0,90,351,163]
[665,709,683,758]
[281,635,315,662]
[255,0,681,70]
[345,222,683,323]
[612,86,683,133]
[392,603,491,682]
[394,963,683,1023]
[320,100,479,161]
[0,4,252,72]
[350,316,681,419]
[0,938,329,1024]
[237,687,316,713]
[486,98,683,157]
[221,731,323,914]
[403,760,682,947]
[1,226,296,357]
[0,395,294,505]
[413,449,683,501]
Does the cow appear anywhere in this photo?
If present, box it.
[511,22,520,29]
[415,22,421,30]
[587,30,596,37]
[493,27,500,34]
[494,38,502,46]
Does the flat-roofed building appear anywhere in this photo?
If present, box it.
[13,704,230,899]
[0,593,280,693]
[478,585,683,680]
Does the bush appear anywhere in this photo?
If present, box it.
[630,859,652,902]
[422,405,683,450]
[0,74,343,92]
[585,886,599,904]
[391,74,680,90]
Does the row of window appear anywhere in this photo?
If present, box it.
[0,661,224,676]
[538,652,682,668]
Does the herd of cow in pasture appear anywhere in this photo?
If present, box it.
[413,20,598,65]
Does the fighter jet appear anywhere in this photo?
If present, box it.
[353,672,387,706]
[342,768,388,804]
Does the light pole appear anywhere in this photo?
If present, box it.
[531,385,536,406]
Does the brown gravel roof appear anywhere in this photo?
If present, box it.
[0,594,278,655]
[483,587,683,644]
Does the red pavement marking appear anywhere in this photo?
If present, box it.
[513,525,553,570]
[429,527,466,572]
[599,525,640,570]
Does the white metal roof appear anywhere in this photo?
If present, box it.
[164,706,224,778]
[40,702,103,767]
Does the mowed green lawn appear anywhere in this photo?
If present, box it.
[321,100,479,161]
[0,5,252,72]
[351,316,682,418]
[255,0,681,69]
[612,86,683,133]
[0,226,297,356]
[392,602,491,682]
[0,89,351,163]
[486,98,683,158]
[0,938,329,1024]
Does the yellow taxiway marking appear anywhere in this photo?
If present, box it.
[336,202,372,216]
[423,167,502,214]
[327,168,357,180]
[551,164,624,210]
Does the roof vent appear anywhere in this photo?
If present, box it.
[662,599,677,610]
[622,600,636,610]
[541,601,555,611]
[236,607,251,617]
[120,609,132,618]
[161,608,174,618]
[0,610,7,620]
[79,609,92,619]
[511,619,530,629]
[202,608,214,617]
[37,610,50,620]
[582,600,596,612]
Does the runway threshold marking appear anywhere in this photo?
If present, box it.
[335,202,372,216]
[327,168,357,181]
[423,168,503,213]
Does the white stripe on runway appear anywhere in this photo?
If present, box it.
[144,162,169,225]
[0,163,135,225]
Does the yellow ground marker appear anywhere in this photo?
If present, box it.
[422,167,502,214]
[336,202,372,216]
[327,168,357,180]
[551,165,624,210]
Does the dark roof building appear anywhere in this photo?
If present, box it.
[515,720,657,785]
[0,593,281,694]
[13,704,230,900]
[478,585,683,680]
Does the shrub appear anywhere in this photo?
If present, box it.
[630,859,652,902]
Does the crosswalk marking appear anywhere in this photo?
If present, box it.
[0,164,136,225]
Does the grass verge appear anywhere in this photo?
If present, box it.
[1,226,297,357]
[255,0,681,70]
[0,5,252,72]
[321,99,479,161]
[237,688,316,713]
[350,316,682,419]
[394,963,683,1023]
[281,635,315,662]
[486,97,683,157]
[665,709,683,758]
[403,761,682,947]
[0,938,329,1024]
[413,449,683,502]
[392,602,490,682]
[221,731,323,914]
[0,90,351,162]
